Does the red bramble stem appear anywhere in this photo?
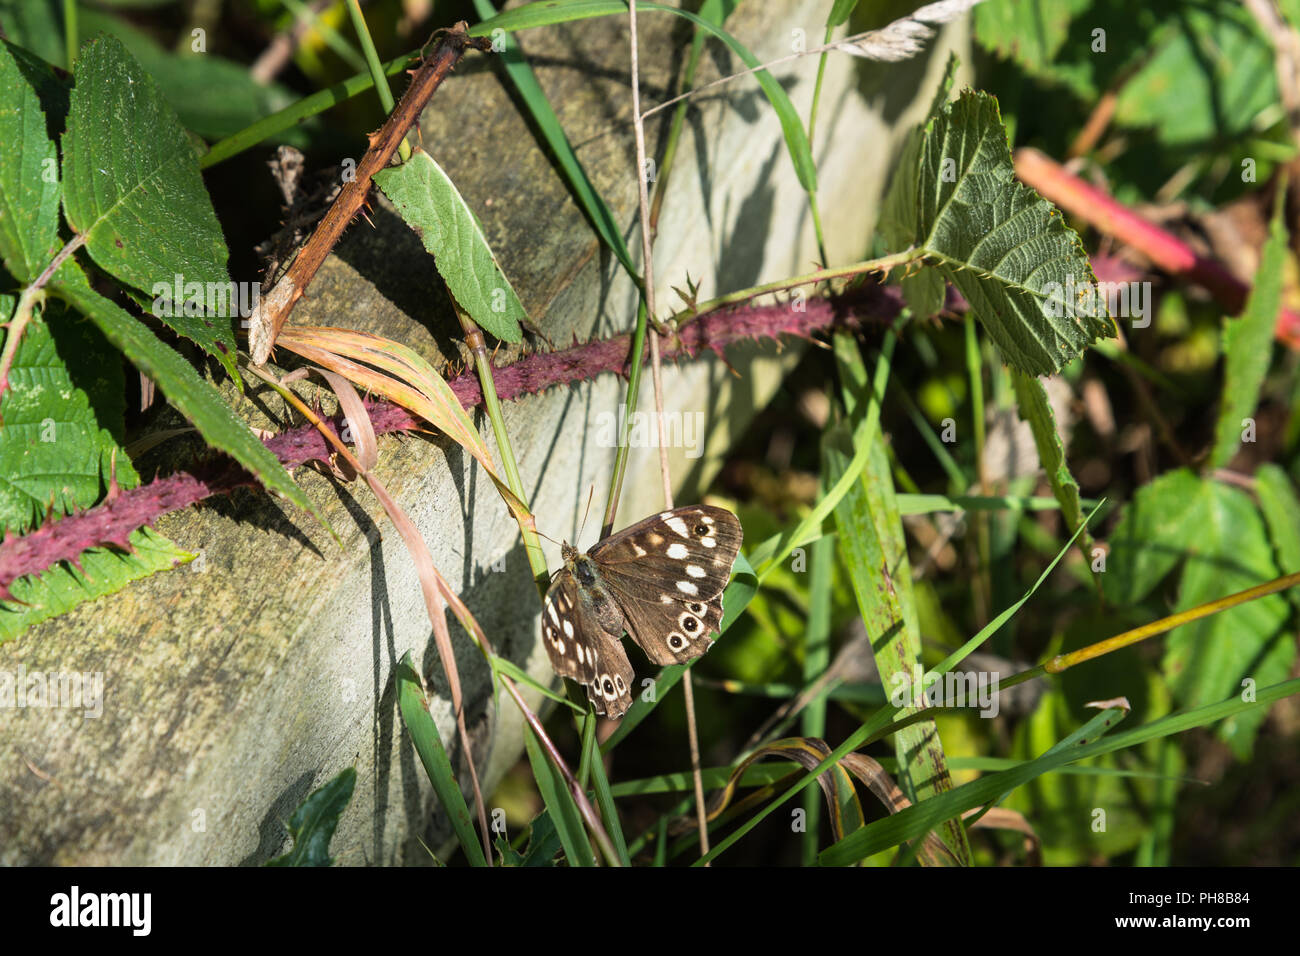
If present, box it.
[1,286,901,598]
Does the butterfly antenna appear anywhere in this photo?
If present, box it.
[576,485,596,543]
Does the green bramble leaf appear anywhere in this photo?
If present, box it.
[1103,469,1291,758]
[0,38,61,284]
[374,149,525,344]
[60,35,238,379]
[882,61,1117,375]
[50,262,326,530]
[0,300,137,534]
[0,528,193,644]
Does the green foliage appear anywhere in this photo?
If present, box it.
[265,768,357,867]
[0,303,137,533]
[395,653,488,867]
[0,527,192,642]
[61,35,236,376]
[1103,469,1294,757]
[374,150,525,344]
[882,60,1117,374]
[1210,186,1286,468]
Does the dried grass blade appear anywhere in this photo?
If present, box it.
[277,327,533,527]
[299,365,493,865]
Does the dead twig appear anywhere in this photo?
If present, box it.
[248,21,491,364]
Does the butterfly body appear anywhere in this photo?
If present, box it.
[562,546,627,636]
[542,505,743,717]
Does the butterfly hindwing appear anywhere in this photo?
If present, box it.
[542,569,635,717]
[588,505,742,666]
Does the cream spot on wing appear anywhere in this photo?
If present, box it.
[667,543,689,559]
[632,543,647,557]
[660,594,675,604]
[563,620,574,638]
[659,511,673,520]
[665,516,690,538]
[686,564,705,578]
[574,645,584,664]
[701,537,716,548]
[555,639,565,655]
[647,533,663,546]
[548,604,560,625]
[676,580,699,596]
[701,514,715,525]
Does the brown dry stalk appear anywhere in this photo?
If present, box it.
[248,21,491,365]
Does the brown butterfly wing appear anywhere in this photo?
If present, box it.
[541,569,635,717]
[588,505,742,666]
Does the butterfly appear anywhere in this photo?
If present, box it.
[541,504,743,718]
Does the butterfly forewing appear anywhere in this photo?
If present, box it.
[588,505,742,665]
[541,504,742,718]
[542,569,635,717]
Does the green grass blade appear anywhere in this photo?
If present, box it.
[201,50,413,168]
[471,1,816,193]
[1209,178,1286,467]
[395,653,489,867]
[470,0,636,277]
[523,724,595,866]
[819,680,1300,864]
